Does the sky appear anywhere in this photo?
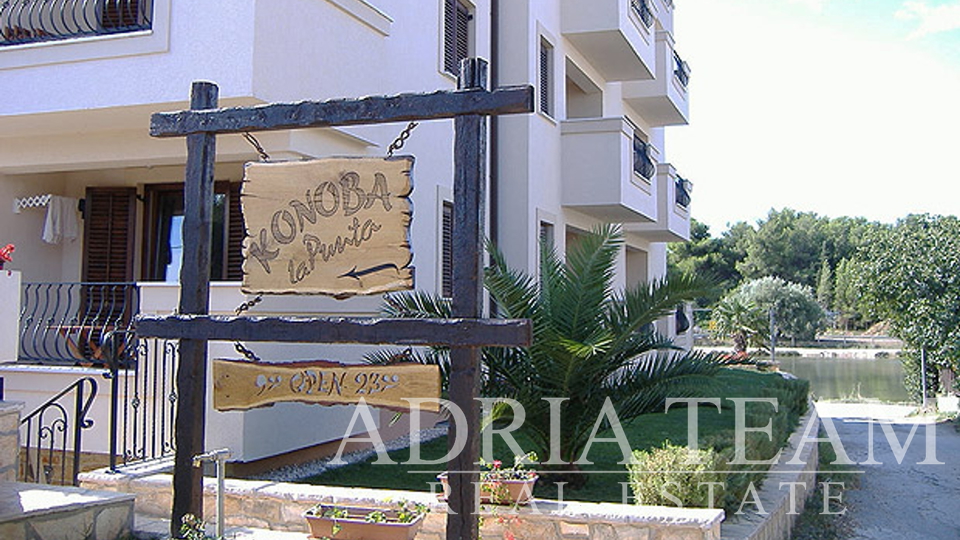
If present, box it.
[669,0,960,235]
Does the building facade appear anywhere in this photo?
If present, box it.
[0,0,691,467]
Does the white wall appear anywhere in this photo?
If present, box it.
[0,271,20,362]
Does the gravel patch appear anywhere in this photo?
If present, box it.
[249,424,448,482]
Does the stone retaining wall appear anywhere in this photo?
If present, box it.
[721,406,821,540]
[81,462,724,540]
[0,401,24,481]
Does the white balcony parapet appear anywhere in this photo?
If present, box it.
[625,162,691,242]
[561,0,656,81]
[561,117,658,223]
[622,30,690,126]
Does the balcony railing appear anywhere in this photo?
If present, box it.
[630,0,654,28]
[676,175,692,208]
[633,136,656,180]
[0,0,152,46]
[674,50,690,87]
[19,281,139,365]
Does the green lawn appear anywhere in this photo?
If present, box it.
[299,367,809,506]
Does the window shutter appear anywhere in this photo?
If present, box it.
[539,40,552,116]
[82,187,136,283]
[444,0,470,76]
[101,0,142,29]
[442,201,453,298]
[226,183,245,281]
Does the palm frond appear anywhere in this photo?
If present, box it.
[383,291,451,318]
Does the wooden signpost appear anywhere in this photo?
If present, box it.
[212,359,441,412]
[241,157,414,297]
[143,59,534,540]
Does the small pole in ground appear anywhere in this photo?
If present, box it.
[193,448,232,539]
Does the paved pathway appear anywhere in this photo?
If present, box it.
[815,403,960,540]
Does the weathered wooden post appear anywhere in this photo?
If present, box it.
[447,57,488,540]
[171,81,218,535]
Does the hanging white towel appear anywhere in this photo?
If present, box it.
[42,196,80,245]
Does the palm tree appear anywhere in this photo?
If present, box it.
[709,294,765,354]
[368,225,723,486]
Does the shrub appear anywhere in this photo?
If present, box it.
[627,443,725,508]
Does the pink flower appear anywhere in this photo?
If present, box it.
[492,460,502,469]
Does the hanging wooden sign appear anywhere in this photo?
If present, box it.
[212,358,441,412]
[241,157,414,297]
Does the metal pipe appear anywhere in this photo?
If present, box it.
[193,448,232,539]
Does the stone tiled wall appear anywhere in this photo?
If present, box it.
[81,464,724,540]
[0,401,24,481]
[720,405,821,540]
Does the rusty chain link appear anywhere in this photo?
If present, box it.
[242,132,271,161]
[233,294,263,362]
[386,122,418,158]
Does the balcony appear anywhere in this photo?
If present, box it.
[626,163,691,241]
[561,117,658,223]
[0,0,153,47]
[561,0,656,81]
[622,30,689,126]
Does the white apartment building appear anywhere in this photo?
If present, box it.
[0,0,692,470]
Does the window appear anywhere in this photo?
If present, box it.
[443,0,471,76]
[633,135,655,180]
[539,38,554,117]
[100,0,149,30]
[142,183,244,282]
[539,221,554,251]
[441,201,454,297]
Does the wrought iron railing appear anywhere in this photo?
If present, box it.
[674,50,690,88]
[20,376,97,485]
[19,281,139,365]
[106,329,178,470]
[676,176,692,208]
[630,0,654,28]
[633,136,656,180]
[0,0,153,46]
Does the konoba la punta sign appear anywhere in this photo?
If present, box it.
[241,157,414,297]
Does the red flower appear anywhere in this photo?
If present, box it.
[492,460,502,469]
[0,244,13,264]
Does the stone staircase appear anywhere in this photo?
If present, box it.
[1,401,136,540]
[0,481,135,540]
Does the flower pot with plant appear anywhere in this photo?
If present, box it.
[303,500,428,540]
[438,452,539,505]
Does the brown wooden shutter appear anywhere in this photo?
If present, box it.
[101,0,142,29]
[442,201,453,298]
[226,183,245,281]
[82,187,136,283]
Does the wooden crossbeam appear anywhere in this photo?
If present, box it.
[150,86,534,137]
[135,314,531,348]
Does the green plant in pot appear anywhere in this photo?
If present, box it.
[437,451,539,505]
[303,500,428,540]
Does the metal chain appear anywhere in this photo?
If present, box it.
[386,122,419,157]
[233,294,263,362]
[242,132,271,161]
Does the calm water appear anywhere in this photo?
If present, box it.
[778,356,911,402]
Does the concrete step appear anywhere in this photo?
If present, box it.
[134,514,309,539]
[0,481,135,540]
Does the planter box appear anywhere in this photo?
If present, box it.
[304,505,425,540]
[437,472,538,505]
